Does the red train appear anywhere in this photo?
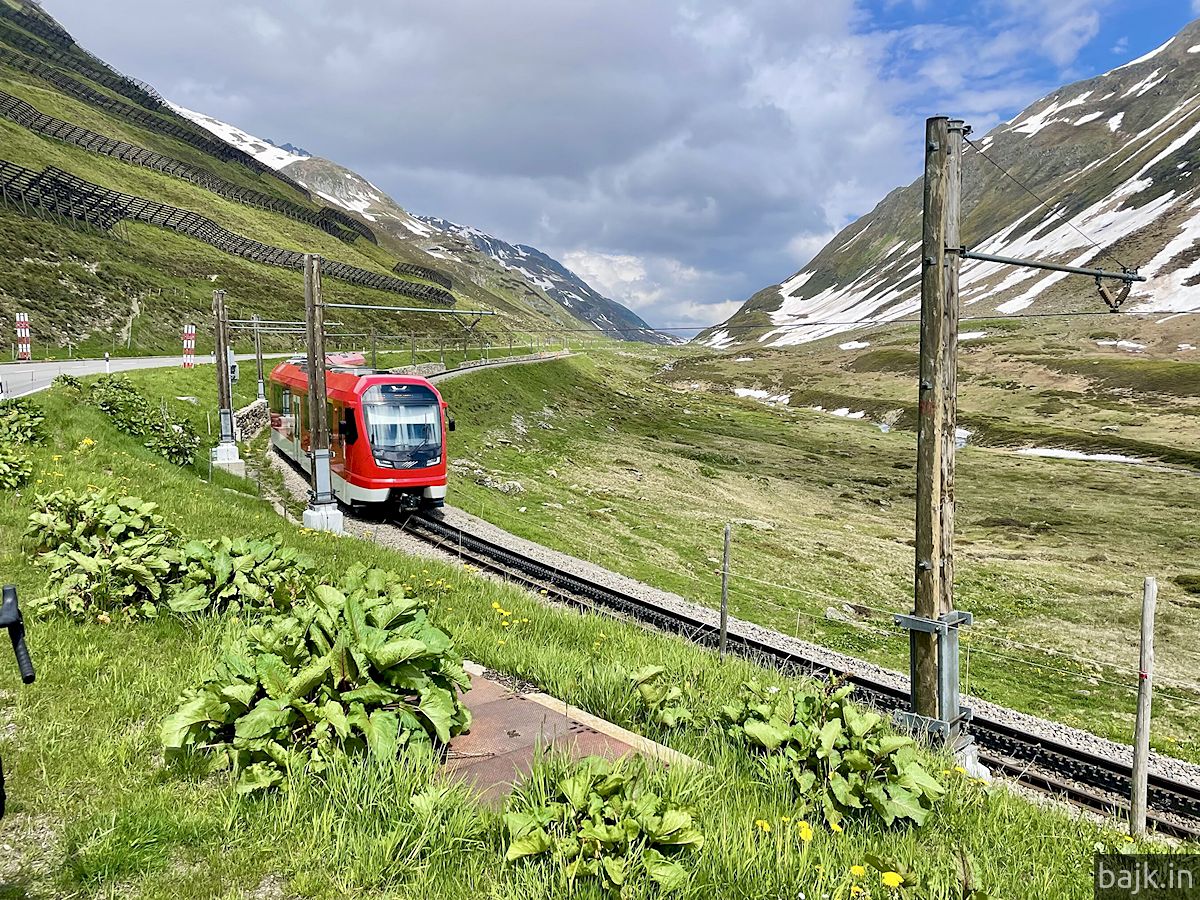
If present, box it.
[268,358,452,509]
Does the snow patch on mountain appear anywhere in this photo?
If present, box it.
[168,103,310,169]
[417,216,670,343]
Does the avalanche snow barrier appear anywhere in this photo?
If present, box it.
[0,41,310,199]
[393,261,453,290]
[0,90,368,244]
[0,160,455,305]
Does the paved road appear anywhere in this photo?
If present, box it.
[0,354,281,399]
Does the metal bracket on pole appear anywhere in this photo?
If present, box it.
[893,610,974,743]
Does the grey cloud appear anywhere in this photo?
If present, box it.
[41,0,1130,329]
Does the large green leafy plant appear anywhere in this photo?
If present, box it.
[0,444,32,490]
[87,376,200,466]
[504,755,704,894]
[721,679,946,829]
[170,535,312,615]
[0,397,44,445]
[26,488,179,619]
[630,666,693,729]
[162,565,472,793]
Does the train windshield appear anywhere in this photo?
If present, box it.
[361,383,441,450]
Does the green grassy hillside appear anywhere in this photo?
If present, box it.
[0,0,591,359]
[0,371,1162,899]
[435,337,1200,762]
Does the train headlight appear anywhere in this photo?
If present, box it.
[375,458,393,468]
[427,456,441,467]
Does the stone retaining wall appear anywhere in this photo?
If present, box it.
[235,398,269,440]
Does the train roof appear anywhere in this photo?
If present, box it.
[268,360,443,404]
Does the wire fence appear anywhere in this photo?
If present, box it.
[0,158,456,304]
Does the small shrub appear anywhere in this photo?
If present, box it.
[53,373,84,392]
[86,376,200,466]
[0,397,45,445]
[721,679,946,829]
[26,489,180,619]
[161,564,472,793]
[170,535,312,615]
[0,445,32,489]
[504,754,704,893]
[630,666,693,728]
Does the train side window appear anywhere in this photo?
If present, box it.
[282,389,291,415]
[340,407,359,444]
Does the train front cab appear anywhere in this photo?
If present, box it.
[269,367,453,511]
[340,379,452,510]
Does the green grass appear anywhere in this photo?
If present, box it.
[432,344,1200,763]
[0,376,1174,899]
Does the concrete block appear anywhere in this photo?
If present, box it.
[303,503,344,534]
[210,441,245,477]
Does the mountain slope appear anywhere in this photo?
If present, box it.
[704,20,1200,348]
[0,0,590,354]
[417,216,671,343]
[178,103,666,343]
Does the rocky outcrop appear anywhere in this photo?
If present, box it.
[235,398,268,439]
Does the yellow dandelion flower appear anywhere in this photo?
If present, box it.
[491,601,501,609]
[882,872,904,889]
[953,766,967,775]
[797,821,813,843]
[780,816,790,823]
[850,865,867,878]
[753,819,771,833]
[498,639,506,645]
[830,821,843,834]
[502,621,510,628]
[850,886,864,898]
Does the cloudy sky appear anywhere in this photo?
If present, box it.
[42,0,1197,331]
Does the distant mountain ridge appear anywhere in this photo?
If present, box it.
[701,18,1200,348]
[173,106,666,343]
[417,216,671,343]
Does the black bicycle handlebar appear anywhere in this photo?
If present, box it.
[0,585,34,684]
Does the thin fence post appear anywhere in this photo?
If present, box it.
[1130,576,1157,838]
[719,524,731,659]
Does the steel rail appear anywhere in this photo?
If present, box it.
[402,511,1200,841]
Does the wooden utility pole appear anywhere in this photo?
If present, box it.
[303,254,339,532]
[939,120,965,624]
[252,314,265,402]
[370,328,378,370]
[212,290,234,446]
[719,524,731,659]
[911,116,964,722]
[411,334,417,365]
[1130,576,1157,837]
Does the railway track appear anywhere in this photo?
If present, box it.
[403,509,1200,842]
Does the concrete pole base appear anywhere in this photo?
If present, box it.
[953,735,991,782]
[303,503,344,534]
[210,441,245,478]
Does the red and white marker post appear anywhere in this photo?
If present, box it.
[15,313,30,361]
[182,324,196,368]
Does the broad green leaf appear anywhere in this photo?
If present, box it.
[505,827,552,861]
[818,718,843,756]
[167,584,210,613]
[235,762,283,795]
[601,856,626,887]
[235,698,294,740]
[286,657,331,699]
[631,665,666,686]
[743,718,789,750]
[160,695,226,748]
[370,637,427,669]
[415,685,456,743]
[644,849,690,891]
[362,709,399,760]
[256,654,291,700]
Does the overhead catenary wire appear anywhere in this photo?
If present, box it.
[963,134,1134,273]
